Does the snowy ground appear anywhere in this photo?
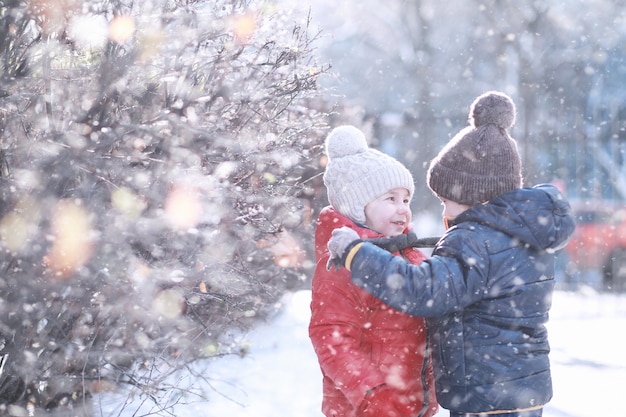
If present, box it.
[96,286,626,417]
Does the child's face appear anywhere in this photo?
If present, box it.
[364,187,412,237]
[440,198,471,225]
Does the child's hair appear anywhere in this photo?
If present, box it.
[323,125,414,224]
[427,91,523,205]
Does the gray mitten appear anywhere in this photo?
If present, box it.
[326,227,360,270]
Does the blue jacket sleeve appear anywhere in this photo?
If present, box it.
[348,235,488,317]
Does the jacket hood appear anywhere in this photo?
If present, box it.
[454,184,575,252]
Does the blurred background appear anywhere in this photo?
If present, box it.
[283,0,626,292]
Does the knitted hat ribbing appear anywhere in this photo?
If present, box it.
[427,91,523,205]
[323,125,415,224]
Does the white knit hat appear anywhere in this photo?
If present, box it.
[323,125,415,224]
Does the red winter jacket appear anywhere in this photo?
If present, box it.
[309,206,438,417]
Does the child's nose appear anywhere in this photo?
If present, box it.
[397,204,409,213]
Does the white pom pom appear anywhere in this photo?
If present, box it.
[325,125,368,159]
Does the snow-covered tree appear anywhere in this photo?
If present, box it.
[0,0,331,412]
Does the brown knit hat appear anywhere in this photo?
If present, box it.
[427,91,523,205]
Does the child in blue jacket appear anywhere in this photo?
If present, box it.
[327,91,576,417]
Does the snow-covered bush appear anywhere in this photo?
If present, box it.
[0,0,330,411]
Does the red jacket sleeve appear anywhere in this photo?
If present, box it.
[308,253,387,409]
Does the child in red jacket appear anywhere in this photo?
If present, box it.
[309,125,438,417]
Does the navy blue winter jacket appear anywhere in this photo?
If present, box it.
[346,184,576,413]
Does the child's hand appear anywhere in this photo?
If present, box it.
[326,227,360,270]
[358,384,413,417]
